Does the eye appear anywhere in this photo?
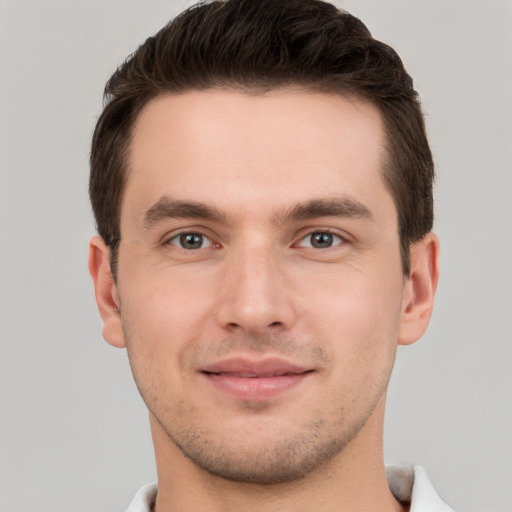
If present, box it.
[168,232,213,250]
[298,231,344,249]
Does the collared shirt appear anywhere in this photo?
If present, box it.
[125,465,454,512]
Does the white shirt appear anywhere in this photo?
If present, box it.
[125,465,454,512]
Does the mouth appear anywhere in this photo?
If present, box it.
[201,358,313,400]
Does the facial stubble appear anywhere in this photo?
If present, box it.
[124,329,396,485]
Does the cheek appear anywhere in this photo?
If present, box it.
[299,268,403,358]
[120,282,202,409]
[119,259,220,341]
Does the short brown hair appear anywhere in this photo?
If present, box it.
[90,0,434,276]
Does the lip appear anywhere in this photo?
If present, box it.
[201,357,313,400]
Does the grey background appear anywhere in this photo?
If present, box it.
[0,1,511,511]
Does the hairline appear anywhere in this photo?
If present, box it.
[109,83,409,277]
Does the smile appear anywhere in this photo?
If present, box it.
[201,358,314,400]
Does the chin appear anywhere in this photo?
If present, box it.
[165,413,365,485]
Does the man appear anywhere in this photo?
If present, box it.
[88,0,449,510]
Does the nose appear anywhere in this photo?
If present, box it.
[216,243,297,335]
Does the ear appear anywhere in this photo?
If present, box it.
[88,236,126,348]
[398,232,440,346]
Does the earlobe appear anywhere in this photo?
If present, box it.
[88,236,126,348]
[398,232,440,346]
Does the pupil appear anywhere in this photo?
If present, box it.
[312,233,332,248]
[180,233,202,249]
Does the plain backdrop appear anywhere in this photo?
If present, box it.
[1,1,511,511]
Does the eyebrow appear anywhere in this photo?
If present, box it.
[274,196,373,224]
[142,197,228,229]
[142,195,372,230]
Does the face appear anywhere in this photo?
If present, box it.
[96,89,420,483]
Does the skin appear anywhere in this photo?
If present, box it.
[89,88,439,512]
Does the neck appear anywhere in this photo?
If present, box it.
[150,397,407,512]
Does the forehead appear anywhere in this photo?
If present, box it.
[123,88,391,224]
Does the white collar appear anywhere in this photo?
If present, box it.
[126,465,454,512]
[386,465,454,512]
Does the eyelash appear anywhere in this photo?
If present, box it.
[166,232,216,250]
[296,230,345,249]
[165,229,346,251]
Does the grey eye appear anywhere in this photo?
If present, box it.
[169,233,212,250]
[311,232,334,248]
[298,232,343,249]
